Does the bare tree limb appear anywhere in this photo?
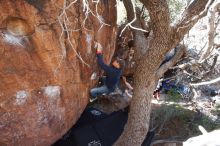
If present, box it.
[56,0,90,75]
[215,43,220,49]
[155,44,186,79]
[174,0,215,41]
[122,0,149,60]
[120,0,147,37]
[190,76,220,86]
[122,0,134,21]
[192,55,218,83]
[199,2,220,62]
[180,0,213,25]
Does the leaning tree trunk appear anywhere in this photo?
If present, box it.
[114,0,214,145]
[0,0,117,146]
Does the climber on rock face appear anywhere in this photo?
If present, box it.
[89,42,125,102]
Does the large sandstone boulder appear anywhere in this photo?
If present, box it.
[0,0,117,145]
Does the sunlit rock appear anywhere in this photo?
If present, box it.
[0,0,117,145]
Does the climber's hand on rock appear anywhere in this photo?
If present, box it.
[97,46,102,52]
[95,42,103,53]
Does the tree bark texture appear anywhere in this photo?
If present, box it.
[114,0,213,145]
[122,0,149,61]
[0,0,117,146]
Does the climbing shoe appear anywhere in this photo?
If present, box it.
[89,96,97,102]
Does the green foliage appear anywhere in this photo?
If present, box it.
[167,0,186,23]
[211,104,220,116]
[188,115,220,137]
[215,104,220,109]
[151,104,191,127]
[166,88,182,101]
[117,0,186,25]
[199,116,220,130]
[151,104,220,139]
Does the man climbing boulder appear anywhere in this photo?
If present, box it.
[90,42,125,102]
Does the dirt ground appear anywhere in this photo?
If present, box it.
[90,92,220,146]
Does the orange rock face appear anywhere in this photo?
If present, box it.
[0,0,117,145]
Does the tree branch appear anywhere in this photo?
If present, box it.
[120,0,147,37]
[122,0,134,25]
[190,76,220,86]
[155,44,186,79]
[180,0,212,24]
[215,43,220,49]
[122,0,149,60]
[175,0,215,40]
[199,2,220,62]
[192,55,218,83]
